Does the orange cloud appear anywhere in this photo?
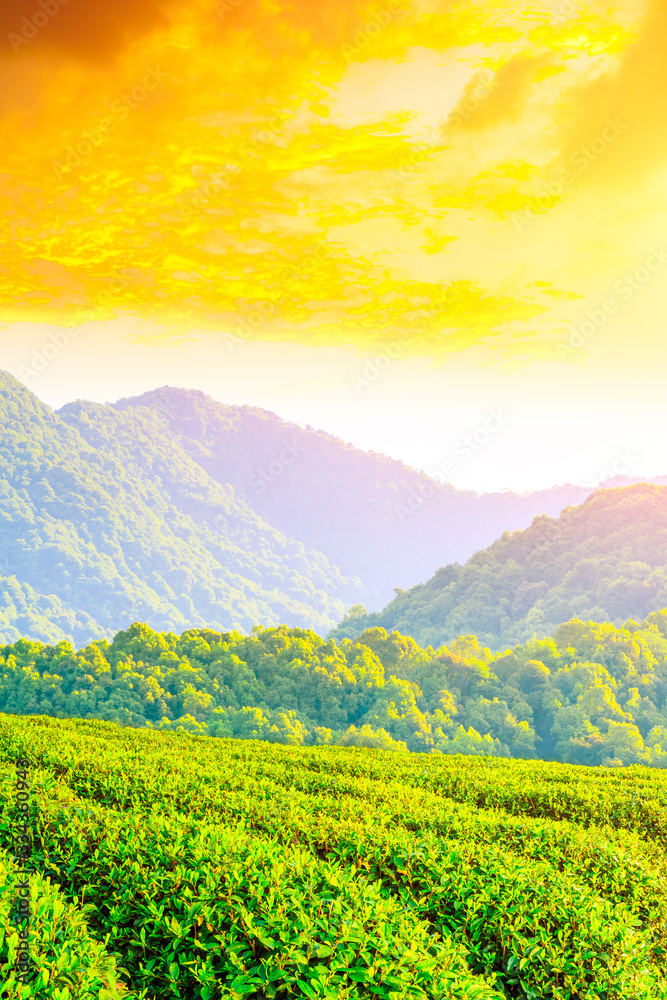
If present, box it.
[1,0,174,61]
[448,53,558,132]
[1,0,662,367]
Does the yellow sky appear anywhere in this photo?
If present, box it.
[2,0,664,359]
[2,0,667,490]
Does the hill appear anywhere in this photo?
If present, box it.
[69,383,600,610]
[329,484,667,650]
[4,370,666,648]
[1,714,666,998]
[0,372,362,645]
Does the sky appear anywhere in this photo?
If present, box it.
[1,0,666,492]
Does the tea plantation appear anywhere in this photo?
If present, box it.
[1,713,666,999]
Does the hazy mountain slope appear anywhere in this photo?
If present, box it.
[0,372,361,645]
[328,485,667,650]
[5,371,666,649]
[107,386,602,609]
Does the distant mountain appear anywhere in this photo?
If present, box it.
[103,387,667,613]
[2,370,665,647]
[328,485,667,650]
[67,385,598,609]
[0,372,362,645]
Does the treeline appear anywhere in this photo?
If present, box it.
[3,612,667,767]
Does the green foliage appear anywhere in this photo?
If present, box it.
[0,372,364,647]
[0,847,137,998]
[0,371,626,650]
[1,717,667,998]
[3,609,667,767]
[329,484,667,652]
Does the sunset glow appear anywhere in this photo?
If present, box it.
[2,0,666,488]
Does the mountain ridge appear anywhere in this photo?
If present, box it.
[0,371,359,645]
[3,369,667,648]
[328,483,667,650]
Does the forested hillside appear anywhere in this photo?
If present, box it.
[5,371,667,650]
[4,611,667,767]
[0,372,361,645]
[2,370,620,649]
[101,385,599,608]
[330,485,667,651]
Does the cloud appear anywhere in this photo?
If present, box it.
[1,0,173,61]
[554,0,666,187]
[448,53,558,132]
[1,0,663,369]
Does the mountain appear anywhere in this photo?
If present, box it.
[93,385,602,611]
[0,372,362,645]
[2,370,665,648]
[328,485,667,650]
